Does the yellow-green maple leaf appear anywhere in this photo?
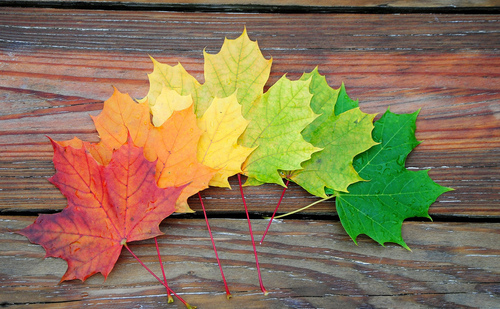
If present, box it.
[289,107,377,197]
[198,28,272,117]
[197,92,254,188]
[142,28,271,118]
[239,76,321,186]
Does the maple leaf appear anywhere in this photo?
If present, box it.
[288,69,377,197]
[334,82,360,116]
[150,87,193,127]
[142,28,271,119]
[196,92,254,188]
[143,30,270,187]
[238,75,321,186]
[87,87,151,165]
[90,88,216,213]
[198,28,272,117]
[140,57,201,112]
[144,104,217,210]
[335,109,453,249]
[18,137,183,282]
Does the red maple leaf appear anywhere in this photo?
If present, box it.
[18,136,184,282]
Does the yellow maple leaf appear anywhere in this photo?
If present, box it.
[197,92,254,188]
[151,87,193,127]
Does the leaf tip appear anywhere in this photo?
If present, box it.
[46,135,57,149]
[401,242,412,251]
[148,54,157,63]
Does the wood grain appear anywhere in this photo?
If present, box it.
[0,8,498,217]
[1,6,499,309]
[6,0,500,11]
[2,216,499,308]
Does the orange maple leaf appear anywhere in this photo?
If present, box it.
[18,137,184,282]
[81,88,216,213]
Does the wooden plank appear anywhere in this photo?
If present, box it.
[6,0,500,10]
[2,216,499,308]
[0,8,499,217]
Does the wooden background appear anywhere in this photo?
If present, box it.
[0,1,499,308]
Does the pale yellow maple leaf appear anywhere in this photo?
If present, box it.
[197,92,255,188]
[151,87,193,127]
[139,57,201,109]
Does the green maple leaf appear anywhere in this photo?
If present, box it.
[335,109,453,249]
[239,76,321,186]
[288,69,377,197]
[299,68,339,138]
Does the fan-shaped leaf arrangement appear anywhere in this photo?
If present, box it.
[18,29,452,308]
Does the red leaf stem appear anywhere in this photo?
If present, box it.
[260,179,289,244]
[155,237,173,303]
[197,193,232,299]
[237,174,268,295]
[124,244,196,309]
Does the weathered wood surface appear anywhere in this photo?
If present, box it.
[2,217,500,308]
[0,6,499,309]
[0,8,498,217]
[6,0,500,12]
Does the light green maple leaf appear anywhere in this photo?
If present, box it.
[335,109,453,249]
[239,76,321,186]
[288,69,377,197]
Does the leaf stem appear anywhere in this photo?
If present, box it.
[124,244,196,309]
[260,179,289,244]
[238,174,268,295]
[268,194,335,220]
[197,192,232,299]
[154,237,173,303]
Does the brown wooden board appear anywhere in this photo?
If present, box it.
[5,0,500,12]
[1,6,499,309]
[2,216,500,308]
[0,8,498,217]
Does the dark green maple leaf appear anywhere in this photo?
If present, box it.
[334,109,453,249]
